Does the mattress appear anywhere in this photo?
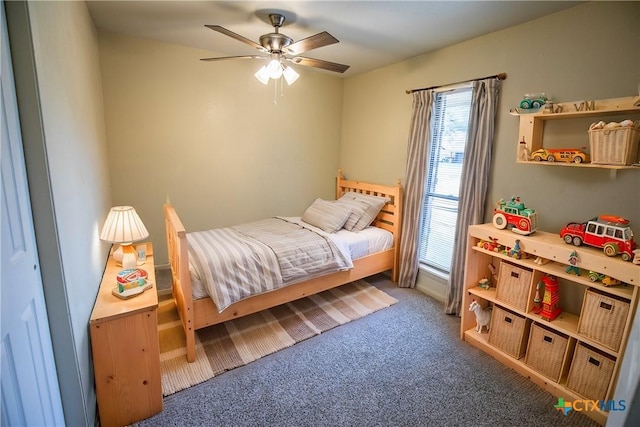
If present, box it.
[190,217,394,301]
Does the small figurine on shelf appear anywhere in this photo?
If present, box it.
[566,250,580,276]
[533,280,543,314]
[488,263,498,284]
[518,137,530,162]
[509,239,522,259]
[469,300,492,333]
[540,274,562,321]
[478,278,491,289]
[533,256,550,265]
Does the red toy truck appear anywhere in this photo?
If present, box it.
[492,197,538,235]
[560,215,637,261]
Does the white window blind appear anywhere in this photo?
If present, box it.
[418,87,472,273]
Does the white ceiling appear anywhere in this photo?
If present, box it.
[86,1,584,77]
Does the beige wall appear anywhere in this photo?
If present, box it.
[340,2,640,300]
[98,33,344,265]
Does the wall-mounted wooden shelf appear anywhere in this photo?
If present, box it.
[515,96,640,174]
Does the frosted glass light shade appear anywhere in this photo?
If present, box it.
[254,65,270,85]
[100,206,149,244]
[283,66,299,85]
[266,59,283,79]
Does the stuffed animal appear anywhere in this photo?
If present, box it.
[469,299,492,333]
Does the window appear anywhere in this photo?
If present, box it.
[418,87,472,274]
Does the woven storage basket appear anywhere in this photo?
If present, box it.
[566,342,615,401]
[577,288,629,352]
[488,305,531,359]
[495,261,533,312]
[524,322,569,382]
[589,126,640,165]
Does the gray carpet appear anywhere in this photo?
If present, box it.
[137,272,598,427]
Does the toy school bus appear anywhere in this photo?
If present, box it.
[560,215,636,261]
[530,148,588,163]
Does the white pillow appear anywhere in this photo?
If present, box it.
[337,192,389,232]
[301,198,352,233]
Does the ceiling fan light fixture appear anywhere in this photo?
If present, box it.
[266,59,283,79]
[254,65,270,85]
[283,65,299,85]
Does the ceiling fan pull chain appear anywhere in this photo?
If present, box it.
[280,76,285,99]
[273,79,278,105]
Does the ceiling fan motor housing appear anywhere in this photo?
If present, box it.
[259,33,292,52]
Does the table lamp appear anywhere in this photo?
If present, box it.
[100,206,149,270]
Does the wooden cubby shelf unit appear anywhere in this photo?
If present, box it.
[516,96,640,171]
[461,223,640,426]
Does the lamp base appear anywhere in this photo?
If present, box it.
[112,243,138,270]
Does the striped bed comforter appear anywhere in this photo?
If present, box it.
[187,217,353,312]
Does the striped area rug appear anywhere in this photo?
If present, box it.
[158,280,398,396]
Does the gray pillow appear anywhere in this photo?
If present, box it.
[337,192,389,232]
[301,198,352,233]
[335,197,368,231]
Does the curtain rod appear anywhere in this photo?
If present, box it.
[405,72,507,94]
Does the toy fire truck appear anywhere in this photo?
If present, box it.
[492,196,538,235]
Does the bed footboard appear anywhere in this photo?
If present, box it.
[163,203,196,362]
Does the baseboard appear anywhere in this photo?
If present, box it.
[415,268,447,303]
[157,288,172,297]
[415,282,446,303]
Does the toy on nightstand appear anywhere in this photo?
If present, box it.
[540,274,562,321]
[492,196,538,235]
[469,300,492,333]
[560,215,637,261]
[113,268,153,299]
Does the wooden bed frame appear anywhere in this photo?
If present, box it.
[164,171,403,362]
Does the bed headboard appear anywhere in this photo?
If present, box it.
[336,169,403,257]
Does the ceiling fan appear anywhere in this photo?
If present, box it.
[200,13,350,78]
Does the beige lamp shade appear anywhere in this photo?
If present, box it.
[100,206,149,244]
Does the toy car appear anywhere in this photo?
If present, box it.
[560,215,637,261]
[587,271,621,286]
[519,93,547,110]
[492,196,537,235]
[530,148,588,163]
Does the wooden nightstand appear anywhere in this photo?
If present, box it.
[90,242,162,426]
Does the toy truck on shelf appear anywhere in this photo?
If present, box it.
[492,197,538,235]
[529,148,588,163]
[560,215,637,261]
